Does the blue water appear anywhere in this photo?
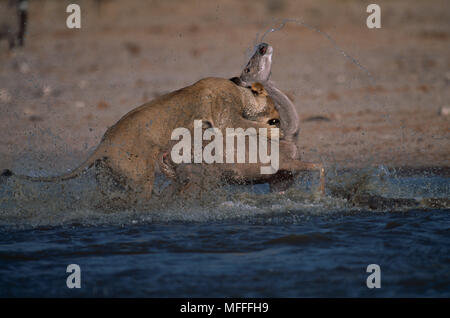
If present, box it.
[0,167,449,297]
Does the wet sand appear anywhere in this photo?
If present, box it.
[0,0,448,173]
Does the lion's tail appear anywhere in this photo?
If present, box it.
[1,145,105,183]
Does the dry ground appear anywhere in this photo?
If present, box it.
[0,0,448,174]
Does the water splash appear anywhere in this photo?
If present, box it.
[258,18,374,83]
[0,165,447,230]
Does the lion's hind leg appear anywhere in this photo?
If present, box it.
[94,157,137,208]
[95,158,127,193]
[115,155,156,204]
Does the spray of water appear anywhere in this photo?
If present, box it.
[257,18,374,83]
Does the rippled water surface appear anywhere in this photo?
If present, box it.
[0,167,449,297]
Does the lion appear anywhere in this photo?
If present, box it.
[1,78,284,203]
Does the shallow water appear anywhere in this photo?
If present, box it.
[0,166,449,297]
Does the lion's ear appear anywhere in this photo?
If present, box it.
[250,82,268,97]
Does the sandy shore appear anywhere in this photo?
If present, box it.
[0,0,448,174]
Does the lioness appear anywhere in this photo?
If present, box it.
[2,78,282,202]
